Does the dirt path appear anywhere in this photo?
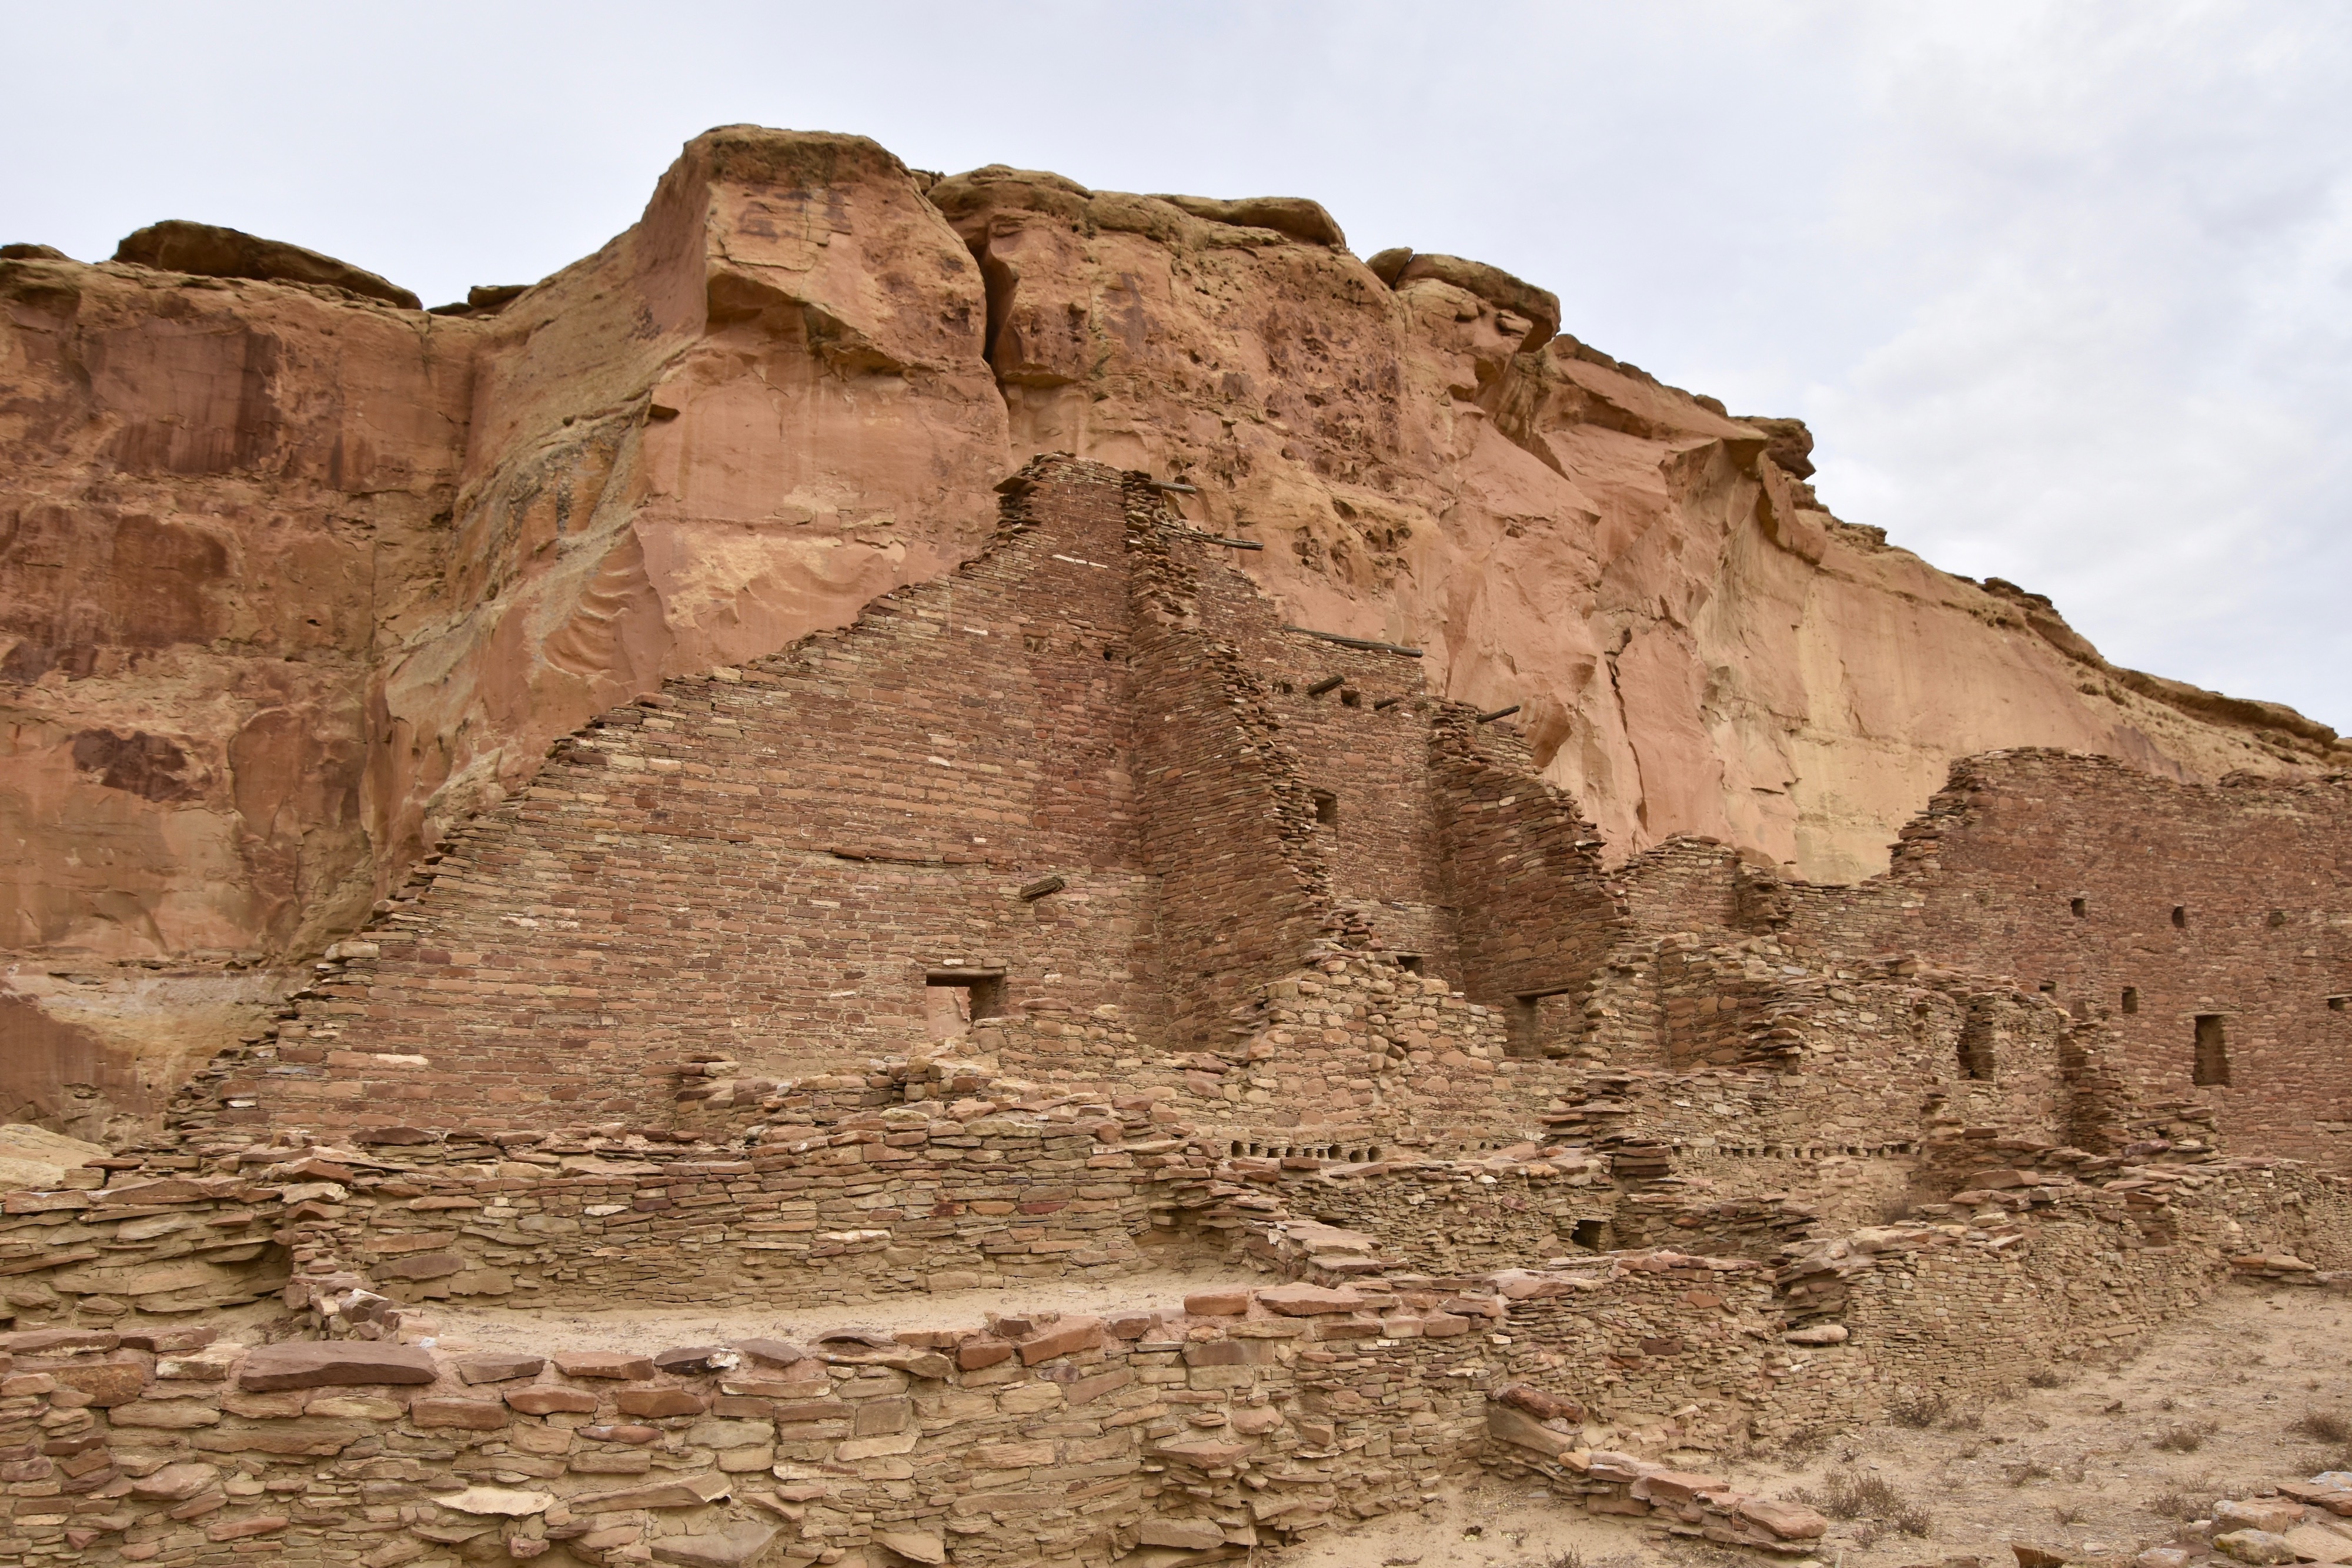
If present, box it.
[1294,1282,2351,1568]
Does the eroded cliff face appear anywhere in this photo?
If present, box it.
[2,124,2338,1136]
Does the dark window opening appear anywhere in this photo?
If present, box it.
[2193,1014,2229,1086]
[1275,680,1294,694]
[925,970,1006,1039]
[2330,996,2348,1013]
[2070,897,2087,918]
[2121,986,2139,1014]
[1512,987,1580,1060]
[1957,1010,1996,1080]
[1396,954,1423,975]
[2172,905,2187,928]
[1571,1218,1609,1252]
[1341,689,1361,707]
[2037,981,2057,996]
[2267,909,2288,927]
[1311,790,1338,827]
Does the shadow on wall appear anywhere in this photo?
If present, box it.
[0,994,150,1141]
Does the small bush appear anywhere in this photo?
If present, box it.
[2154,1423,2212,1453]
[2027,1368,2069,1389]
[2294,1410,2352,1443]
[2144,1490,2206,1520]
[1890,1393,1947,1429]
[1943,1406,1984,1432]
[2054,1504,2088,1525]
[1793,1470,1926,1533]
[2004,1460,2057,1486]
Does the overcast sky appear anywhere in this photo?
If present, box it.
[9,2,2347,730]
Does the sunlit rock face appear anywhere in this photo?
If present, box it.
[0,125,2333,1134]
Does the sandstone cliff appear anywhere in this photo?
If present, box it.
[2,125,2339,1136]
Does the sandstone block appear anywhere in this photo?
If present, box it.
[617,1388,707,1417]
[129,1462,220,1500]
[1740,1495,1825,1542]
[1255,1283,1362,1316]
[238,1342,437,1390]
[439,1486,554,1516]
[874,1530,947,1564]
[650,1523,783,1567]
[1140,1519,1226,1549]
[108,1399,223,1429]
[1486,1405,1575,1457]
[2217,1531,2299,1565]
[1018,1315,1104,1363]
[573,1473,731,1510]
[2284,1527,2352,1565]
[54,1356,149,1406]
[556,1351,655,1379]
[507,1388,599,1415]
[1153,1437,1250,1467]
[456,1353,546,1384]
[1182,1289,1251,1316]
[2220,1501,2308,1536]
[412,1397,509,1430]
[1496,1383,1585,1424]
[957,1337,1014,1370]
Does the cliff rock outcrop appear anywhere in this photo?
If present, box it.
[2,124,2340,1135]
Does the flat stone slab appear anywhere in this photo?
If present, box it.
[650,1523,783,1567]
[238,1342,437,1390]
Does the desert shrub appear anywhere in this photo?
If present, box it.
[2154,1423,2213,1453]
[1793,1470,1929,1534]
[1890,1393,1947,1429]
[2027,1368,2069,1389]
[2144,1490,2207,1520]
[2004,1460,2057,1486]
[2294,1410,2352,1443]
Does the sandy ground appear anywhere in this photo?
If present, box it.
[1296,1282,2351,1568]
[402,1265,1263,1355]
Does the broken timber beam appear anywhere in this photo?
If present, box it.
[1281,626,1425,657]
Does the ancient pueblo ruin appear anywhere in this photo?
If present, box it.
[1,126,2348,1568]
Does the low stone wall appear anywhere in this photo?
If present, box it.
[1,1177,300,1336]
[2,1145,2346,1566]
[0,1281,1515,1568]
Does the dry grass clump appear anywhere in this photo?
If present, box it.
[2293,1409,2351,1443]
[2143,1489,2209,1520]
[2154,1422,2216,1453]
[1792,1472,1933,1537]
[1889,1393,1947,1429]
[2026,1367,2070,1389]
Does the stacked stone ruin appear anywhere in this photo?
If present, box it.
[2,457,2348,1568]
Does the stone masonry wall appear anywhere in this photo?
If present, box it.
[1430,711,1628,1054]
[1784,753,2352,1167]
